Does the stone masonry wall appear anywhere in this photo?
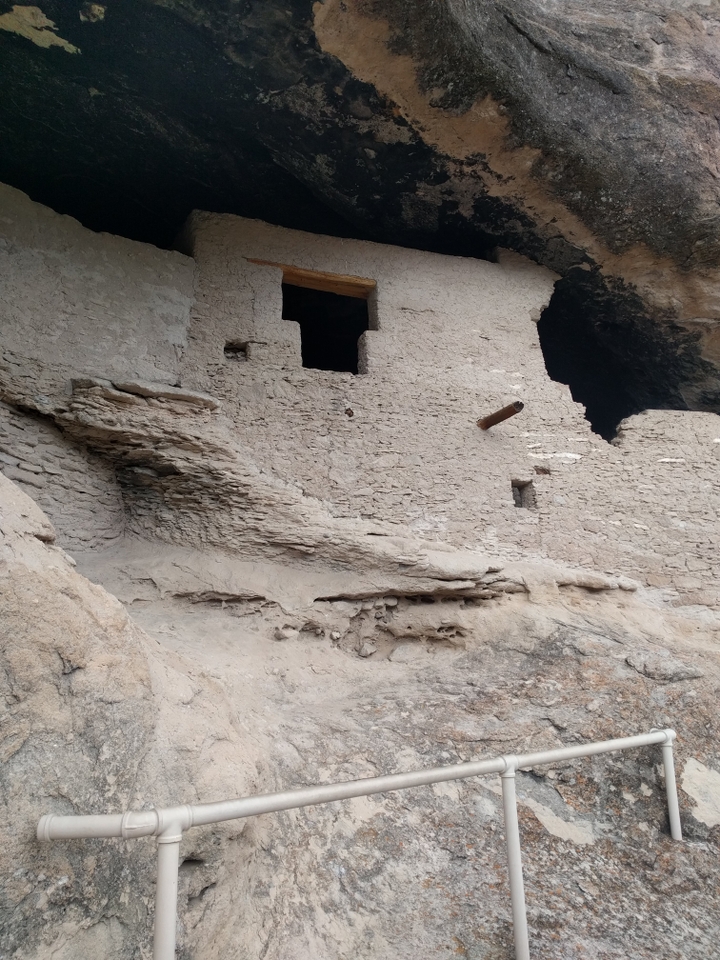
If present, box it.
[0,188,718,606]
[0,401,125,549]
[0,182,194,405]
[180,214,565,542]
[180,213,720,607]
[0,184,195,547]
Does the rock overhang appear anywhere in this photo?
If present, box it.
[0,0,718,421]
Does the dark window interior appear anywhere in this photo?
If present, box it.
[282,283,369,374]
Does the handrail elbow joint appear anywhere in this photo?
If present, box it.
[651,727,677,746]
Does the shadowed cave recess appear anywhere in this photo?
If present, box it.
[538,267,707,441]
[6,149,697,439]
[7,159,698,440]
[0,0,708,440]
[0,0,712,440]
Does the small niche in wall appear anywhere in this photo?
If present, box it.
[511,479,537,509]
[224,340,248,361]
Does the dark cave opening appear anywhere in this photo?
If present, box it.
[537,267,696,441]
[537,286,638,440]
[282,283,370,374]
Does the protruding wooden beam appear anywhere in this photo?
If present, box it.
[477,401,524,430]
[246,259,376,300]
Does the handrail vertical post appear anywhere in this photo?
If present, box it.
[153,836,181,960]
[660,732,682,841]
[500,759,530,960]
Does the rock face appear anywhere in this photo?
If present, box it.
[3,476,720,960]
[1,187,720,958]
[0,475,258,959]
[0,1,718,421]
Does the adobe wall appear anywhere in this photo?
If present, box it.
[0,184,195,547]
[0,183,192,402]
[0,186,718,607]
[0,401,125,549]
[180,213,569,542]
[181,213,720,607]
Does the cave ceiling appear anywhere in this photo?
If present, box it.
[1,0,719,428]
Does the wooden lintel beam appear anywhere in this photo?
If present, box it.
[246,258,376,300]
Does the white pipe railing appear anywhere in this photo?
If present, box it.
[37,728,682,960]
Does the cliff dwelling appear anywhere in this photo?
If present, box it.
[1,3,720,960]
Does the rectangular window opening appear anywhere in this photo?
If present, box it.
[282,283,370,374]
[247,258,375,375]
[511,479,537,509]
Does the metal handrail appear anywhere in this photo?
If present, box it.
[37,728,683,960]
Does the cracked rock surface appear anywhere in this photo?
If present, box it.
[2,475,720,959]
